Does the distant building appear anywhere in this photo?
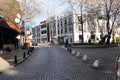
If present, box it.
[46,16,58,44]
[32,21,48,44]
[33,10,118,44]
[40,21,47,43]
[32,26,41,43]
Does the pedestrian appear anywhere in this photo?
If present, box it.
[13,37,19,50]
[65,39,69,48]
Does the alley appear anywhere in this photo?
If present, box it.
[0,45,119,80]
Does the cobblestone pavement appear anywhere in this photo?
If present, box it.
[0,46,119,80]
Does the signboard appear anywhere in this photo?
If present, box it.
[22,20,25,28]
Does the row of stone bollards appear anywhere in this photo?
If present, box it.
[14,47,34,64]
[63,47,101,69]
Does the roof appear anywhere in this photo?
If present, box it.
[0,18,9,29]
[0,18,21,33]
[6,21,21,33]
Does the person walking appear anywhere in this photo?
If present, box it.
[65,39,69,48]
[13,38,19,50]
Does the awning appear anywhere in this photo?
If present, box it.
[6,21,21,33]
[0,18,9,29]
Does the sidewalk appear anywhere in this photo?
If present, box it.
[59,45,120,80]
[71,44,120,48]
[0,48,28,66]
[117,55,120,80]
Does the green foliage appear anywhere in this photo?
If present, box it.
[115,37,120,43]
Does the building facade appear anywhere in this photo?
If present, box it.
[33,10,115,44]
[32,21,48,44]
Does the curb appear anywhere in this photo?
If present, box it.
[0,47,35,75]
[115,54,120,80]
[13,51,34,67]
[13,47,34,67]
[71,44,120,49]
[0,47,34,74]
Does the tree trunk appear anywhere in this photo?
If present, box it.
[106,13,110,44]
[106,34,111,44]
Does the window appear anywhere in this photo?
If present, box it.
[41,30,47,34]
[78,16,81,22]
[61,21,62,26]
[57,23,59,28]
[64,19,67,26]
[68,17,72,24]
[69,26,73,33]
[91,35,95,39]
[58,30,60,34]
[39,33,40,37]
[79,35,83,41]
[79,24,82,31]
[53,30,56,34]
[65,28,67,33]
[61,29,63,34]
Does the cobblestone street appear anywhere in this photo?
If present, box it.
[0,45,119,80]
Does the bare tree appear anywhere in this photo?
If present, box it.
[65,0,88,43]
[65,0,120,44]
[0,0,21,22]
[99,0,120,44]
[19,0,44,22]
[64,0,102,43]
[86,5,105,38]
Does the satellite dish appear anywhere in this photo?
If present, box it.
[15,18,20,23]
[17,13,21,19]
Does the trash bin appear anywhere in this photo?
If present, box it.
[24,43,29,49]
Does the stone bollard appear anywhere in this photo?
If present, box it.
[0,50,3,54]
[83,55,88,61]
[72,50,75,55]
[76,52,80,57]
[23,52,26,59]
[27,50,30,55]
[93,60,100,68]
[14,55,18,64]
[67,47,69,52]
[69,48,72,53]
[67,47,70,52]
[65,48,67,50]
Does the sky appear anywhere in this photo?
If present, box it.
[17,0,69,27]
[35,0,68,26]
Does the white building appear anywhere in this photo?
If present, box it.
[32,26,38,43]
[46,16,58,44]
[40,21,48,43]
[32,21,48,44]
[56,11,92,44]
[33,10,115,44]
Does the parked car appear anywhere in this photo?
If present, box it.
[32,40,37,46]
